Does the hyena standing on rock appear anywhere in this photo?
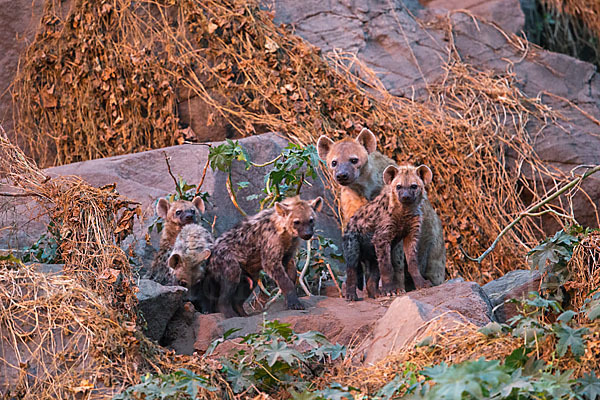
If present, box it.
[344,164,446,301]
[317,128,398,295]
[145,197,205,285]
[207,196,323,318]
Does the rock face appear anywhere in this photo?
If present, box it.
[0,132,341,267]
[136,279,187,342]
[362,281,493,364]
[0,0,45,139]
[271,0,600,230]
[483,269,542,323]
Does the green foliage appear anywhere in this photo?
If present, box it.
[295,233,344,294]
[208,139,251,172]
[22,221,62,263]
[527,227,585,301]
[209,319,346,395]
[260,143,322,207]
[113,369,215,399]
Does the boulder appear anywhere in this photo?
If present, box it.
[363,281,493,364]
[483,269,542,323]
[136,279,187,342]
[192,296,388,353]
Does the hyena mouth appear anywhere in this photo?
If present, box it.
[300,233,313,240]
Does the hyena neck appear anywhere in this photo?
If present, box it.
[161,223,181,247]
[350,160,380,200]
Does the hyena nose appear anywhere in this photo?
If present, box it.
[336,172,349,181]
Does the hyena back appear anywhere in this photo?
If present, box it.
[146,197,205,285]
[207,196,323,318]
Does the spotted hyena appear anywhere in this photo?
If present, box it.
[343,164,446,301]
[207,196,323,318]
[146,197,205,285]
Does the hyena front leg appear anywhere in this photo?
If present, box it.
[404,231,432,290]
[211,256,242,318]
[342,232,361,301]
[373,233,397,296]
[262,247,304,310]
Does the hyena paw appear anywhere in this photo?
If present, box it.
[380,284,398,297]
[415,278,433,289]
[286,298,305,310]
[345,291,359,302]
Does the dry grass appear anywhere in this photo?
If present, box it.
[566,230,600,312]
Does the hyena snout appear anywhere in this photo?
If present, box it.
[296,223,315,240]
[397,188,418,204]
[335,164,358,185]
[180,209,196,223]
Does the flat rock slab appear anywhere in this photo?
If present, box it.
[193,296,388,353]
[363,281,493,364]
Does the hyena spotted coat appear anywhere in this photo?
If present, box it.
[207,196,323,318]
[343,164,446,301]
[146,197,205,285]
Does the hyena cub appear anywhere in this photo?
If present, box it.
[317,128,395,225]
[167,224,213,288]
[207,196,323,318]
[146,197,205,285]
[344,164,446,300]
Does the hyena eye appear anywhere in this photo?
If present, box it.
[410,184,418,190]
[175,210,182,216]
[331,160,337,167]
[293,220,301,226]
[396,185,402,190]
[189,209,195,215]
[350,158,359,164]
[309,217,314,224]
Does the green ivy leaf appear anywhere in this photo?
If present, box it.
[557,310,577,323]
[258,339,304,367]
[553,323,589,358]
[576,372,600,400]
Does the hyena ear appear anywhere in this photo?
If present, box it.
[383,165,399,185]
[417,165,433,186]
[310,196,323,212]
[168,253,182,270]
[198,249,211,262]
[274,202,290,216]
[356,128,377,154]
[192,196,205,213]
[317,135,334,161]
[156,198,170,219]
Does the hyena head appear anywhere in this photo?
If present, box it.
[383,164,432,206]
[167,225,212,288]
[317,128,377,186]
[274,196,323,240]
[156,197,205,227]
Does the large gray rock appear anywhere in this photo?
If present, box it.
[0,0,45,139]
[0,132,341,268]
[363,281,493,364]
[136,279,187,342]
[483,269,541,323]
